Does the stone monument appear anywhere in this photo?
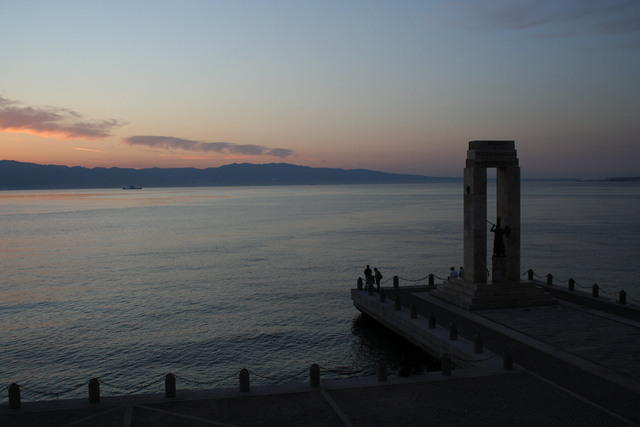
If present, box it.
[435,141,554,309]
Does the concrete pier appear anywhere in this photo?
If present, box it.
[351,285,640,424]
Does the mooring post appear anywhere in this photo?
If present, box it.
[546,274,553,285]
[428,274,434,287]
[441,353,452,376]
[88,378,100,404]
[379,289,386,302]
[376,364,387,382]
[592,283,599,298]
[619,290,627,305]
[309,364,320,387]
[394,297,401,310]
[410,304,418,319]
[357,277,363,290]
[393,276,399,288]
[428,315,436,329]
[568,278,575,291]
[239,369,250,393]
[165,373,176,398]
[503,352,513,370]
[449,323,458,340]
[527,269,534,281]
[474,334,484,354]
[8,383,20,409]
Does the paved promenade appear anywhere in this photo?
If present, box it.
[1,368,632,426]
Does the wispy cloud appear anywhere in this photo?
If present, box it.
[457,0,640,36]
[74,147,103,153]
[124,135,294,158]
[0,96,125,139]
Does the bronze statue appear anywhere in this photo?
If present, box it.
[490,217,510,257]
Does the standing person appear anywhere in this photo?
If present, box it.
[448,266,458,280]
[364,265,373,289]
[459,266,464,279]
[374,268,383,290]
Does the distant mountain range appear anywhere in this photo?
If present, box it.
[0,160,456,189]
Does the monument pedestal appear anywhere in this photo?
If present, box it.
[434,279,555,310]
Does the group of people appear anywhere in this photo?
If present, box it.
[448,266,464,280]
[364,264,383,289]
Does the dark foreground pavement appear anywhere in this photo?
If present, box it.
[1,369,634,427]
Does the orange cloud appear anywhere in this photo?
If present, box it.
[0,96,125,140]
[74,147,103,153]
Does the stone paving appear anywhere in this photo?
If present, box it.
[0,371,632,426]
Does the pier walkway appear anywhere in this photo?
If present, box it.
[352,283,640,424]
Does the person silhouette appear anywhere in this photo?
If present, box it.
[364,265,373,289]
[374,268,383,290]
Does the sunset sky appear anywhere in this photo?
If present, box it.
[1,0,638,178]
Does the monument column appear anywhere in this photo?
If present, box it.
[464,160,487,284]
[497,166,520,282]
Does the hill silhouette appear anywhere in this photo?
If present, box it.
[0,160,455,189]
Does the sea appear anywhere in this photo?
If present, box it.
[1,181,639,401]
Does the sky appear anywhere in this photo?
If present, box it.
[1,0,639,178]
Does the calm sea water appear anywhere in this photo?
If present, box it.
[1,182,639,400]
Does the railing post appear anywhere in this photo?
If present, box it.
[474,334,484,354]
[428,315,436,329]
[8,383,20,409]
[503,351,513,370]
[239,369,250,393]
[410,304,418,319]
[357,277,363,290]
[441,354,452,376]
[309,364,320,387]
[393,276,399,288]
[527,269,534,281]
[592,283,599,298]
[568,278,575,291]
[428,274,434,287]
[546,274,553,285]
[449,322,458,340]
[88,378,100,404]
[165,373,176,398]
[376,363,387,382]
[619,290,627,305]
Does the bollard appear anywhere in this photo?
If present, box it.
[88,378,100,404]
[592,283,599,298]
[239,369,250,393]
[568,278,575,291]
[546,274,553,285]
[309,364,320,387]
[619,290,627,305]
[165,373,176,398]
[474,334,484,354]
[394,297,401,311]
[376,363,387,382]
[428,274,434,287]
[428,315,436,329]
[8,383,20,409]
[441,353,452,376]
[503,352,513,370]
[379,289,386,303]
[449,322,458,340]
[357,277,363,290]
[410,304,418,319]
[393,276,399,288]
[527,269,534,281]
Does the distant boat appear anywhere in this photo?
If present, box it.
[122,185,142,190]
